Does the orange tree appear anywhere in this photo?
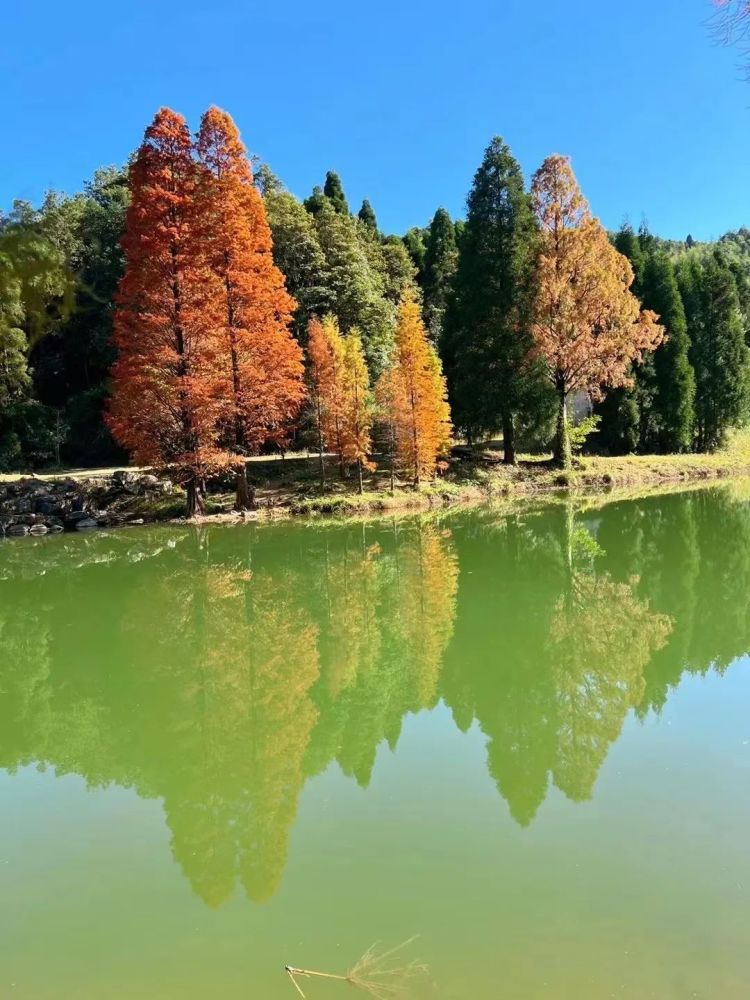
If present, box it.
[108,108,231,517]
[306,314,348,480]
[340,327,374,492]
[196,107,304,509]
[530,155,663,468]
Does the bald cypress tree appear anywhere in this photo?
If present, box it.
[442,137,544,461]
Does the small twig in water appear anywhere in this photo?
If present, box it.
[285,937,427,998]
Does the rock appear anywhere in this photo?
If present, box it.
[137,474,160,491]
[7,524,29,536]
[29,524,49,536]
[48,523,64,533]
[112,469,141,493]
[74,517,99,531]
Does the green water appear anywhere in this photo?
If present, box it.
[2,487,749,999]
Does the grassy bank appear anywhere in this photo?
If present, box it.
[5,431,750,529]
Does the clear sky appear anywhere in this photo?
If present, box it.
[1,0,746,240]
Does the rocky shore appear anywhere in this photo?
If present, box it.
[0,471,174,538]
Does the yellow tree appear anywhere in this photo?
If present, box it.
[530,155,663,468]
[378,292,452,486]
[306,314,348,480]
[341,327,374,492]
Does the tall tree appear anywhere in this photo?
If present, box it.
[377,292,452,485]
[358,199,378,231]
[306,314,348,478]
[196,107,305,510]
[323,170,349,215]
[442,137,542,462]
[530,155,663,468]
[314,201,393,377]
[422,208,458,342]
[264,187,331,339]
[639,251,695,452]
[678,250,750,451]
[341,328,374,492]
[108,108,231,517]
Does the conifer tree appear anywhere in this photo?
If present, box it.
[422,208,458,341]
[640,251,695,452]
[196,107,305,510]
[306,314,348,478]
[358,199,378,231]
[323,171,349,215]
[341,328,374,492]
[264,188,331,339]
[378,292,452,485]
[530,155,663,468]
[314,201,393,377]
[442,137,543,461]
[108,108,231,517]
[678,251,750,451]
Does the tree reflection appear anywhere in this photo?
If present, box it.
[2,486,750,903]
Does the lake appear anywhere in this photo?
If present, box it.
[2,485,749,999]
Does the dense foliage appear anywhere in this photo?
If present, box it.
[3,108,750,479]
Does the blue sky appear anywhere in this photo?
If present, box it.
[0,0,746,239]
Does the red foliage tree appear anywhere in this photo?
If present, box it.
[108,108,231,516]
[196,107,305,509]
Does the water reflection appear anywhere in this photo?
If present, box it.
[1,487,748,906]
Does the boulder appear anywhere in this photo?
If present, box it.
[29,524,49,536]
[7,524,29,536]
[74,517,99,531]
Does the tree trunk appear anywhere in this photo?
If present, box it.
[356,459,364,494]
[235,463,255,511]
[186,479,206,519]
[502,410,516,465]
[317,430,325,490]
[554,388,572,469]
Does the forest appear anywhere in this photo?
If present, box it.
[2,104,750,510]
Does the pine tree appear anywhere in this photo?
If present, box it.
[196,107,305,510]
[530,155,663,468]
[422,208,458,341]
[358,199,378,231]
[323,171,349,215]
[377,292,452,485]
[442,137,543,462]
[402,227,427,280]
[678,251,750,451]
[108,108,231,517]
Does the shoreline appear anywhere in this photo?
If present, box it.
[4,443,750,537]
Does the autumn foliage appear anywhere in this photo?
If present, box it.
[377,293,452,485]
[109,106,304,516]
[108,109,233,516]
[530,155,663,467]
[307,315,374,489]
[196,108,304,509]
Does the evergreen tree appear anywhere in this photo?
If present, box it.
[678,251,750,451]
[323,171,349,215]
[380,235,418,304]
[357,199,378,230]
[613,222,645,296]
[402,227,427,281]
[314,201,393,377]
[422,208,458,341]
[442,137,543,462]
[303,185,327,216]
[264,188,331,339]
[640,252,695,452]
